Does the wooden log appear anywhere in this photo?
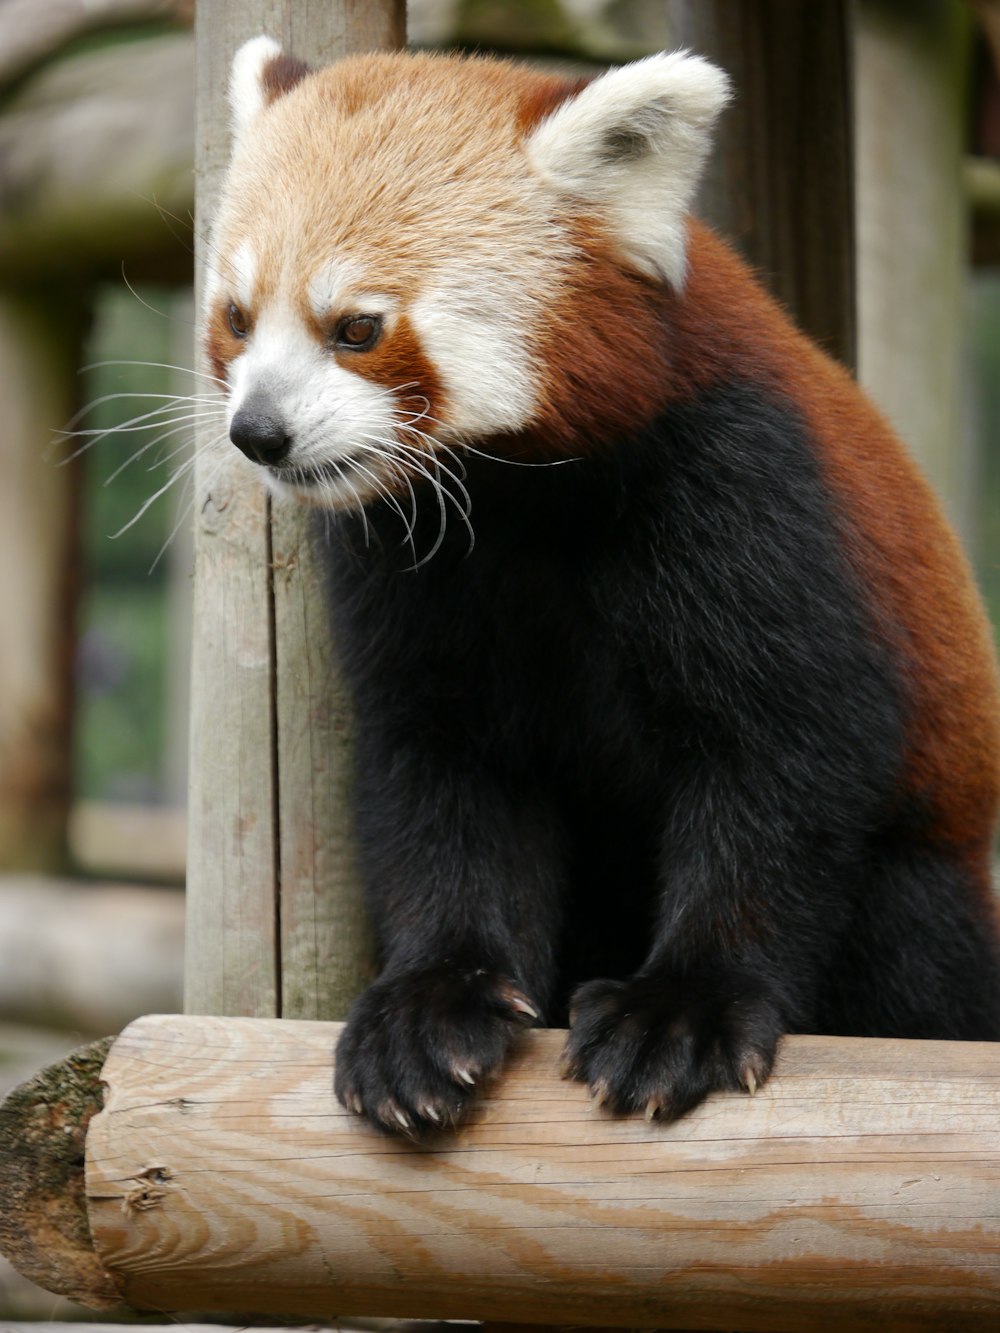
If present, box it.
[0,0,191,87]
[3,1018,1000,1331]
[0,34,195,284]
[0,1038,118,1309]
[0,877,182,1035]
[185,0,400,1022]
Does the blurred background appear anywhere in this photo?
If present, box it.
[0,0,999,1320]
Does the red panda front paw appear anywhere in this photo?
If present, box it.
[334,964,542,1137]
[562,969,785,1122]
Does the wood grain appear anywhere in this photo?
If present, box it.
[854,0,972,530]
[271,510,376,1021]
[87,1015,1000,1332]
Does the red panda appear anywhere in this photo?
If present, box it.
[205,36,1000,1135]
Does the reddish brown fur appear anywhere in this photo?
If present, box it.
[526,208,999,885]
[657,224,1000,885]
[525,223,673,454]
[516,74,593,135]
[261,54,311,106]
[331,311,447,426]
[204,303,236,386]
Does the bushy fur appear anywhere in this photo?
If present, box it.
[208,41,1000,1137]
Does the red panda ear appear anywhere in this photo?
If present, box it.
[229,35,310,140]
[525,51,730,288]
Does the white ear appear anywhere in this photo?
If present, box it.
[526,51,730,287]
[229,34,283,139]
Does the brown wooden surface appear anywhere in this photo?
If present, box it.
[84,1015,1000,1332]
[185,1,402,1021]
[666,0,856,369]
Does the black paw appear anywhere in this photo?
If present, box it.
[334,964,541,1137]
[562,968,785,1122]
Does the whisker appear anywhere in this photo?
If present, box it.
[111,478,183,537]
[148,472,198,574]
[121,264,197,327]
[81,358,228,389]
[61,390,222,432]
[104,419,210,484]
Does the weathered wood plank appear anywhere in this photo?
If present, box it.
[854,0,972,528]
[184,440,278,1017]
[81,1015,1000,1332]
[271,513,376,1020]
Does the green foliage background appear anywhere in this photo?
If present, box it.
[75,287,186,803]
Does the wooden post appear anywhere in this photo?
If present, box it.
[0,293,84,872]
[665,0,856,369]
[854,0,973,531]
[5,1019,1000,1330]
[185,1,404,1021]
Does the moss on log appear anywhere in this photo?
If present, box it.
[0,1037,122,1310]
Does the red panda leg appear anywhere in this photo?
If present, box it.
[333,753,564,1137]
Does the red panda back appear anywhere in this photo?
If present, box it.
[670,223,1000,885]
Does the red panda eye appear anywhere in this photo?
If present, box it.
[335,315,381,351]
[228,304,250,338]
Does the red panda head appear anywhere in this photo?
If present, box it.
[204,36,729,508]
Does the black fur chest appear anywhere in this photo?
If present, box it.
[323,465,662,806]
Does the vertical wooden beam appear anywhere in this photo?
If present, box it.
[0,292,84,873]
[666,0,856,369]
[854,0,972,530]
[186,1,403,1019]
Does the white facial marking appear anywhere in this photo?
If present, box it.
[229,241,258,312]
[411,267,538,438]
[227,301,401,507]
[202,260,222,309]
[307,255,365,321]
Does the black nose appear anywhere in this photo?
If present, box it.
[229,408,291,466]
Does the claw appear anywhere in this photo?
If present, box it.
[421,1103,443,1125]
[453,1065,476,1087]
[744,1067,758,1097]
[380,1101,411,1131]
[507,993,541,1022]
[589,1078,612,1109]
[644,1097,662,1123]
[559,1047,578,1080]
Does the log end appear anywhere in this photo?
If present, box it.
[0,1036,124,1309]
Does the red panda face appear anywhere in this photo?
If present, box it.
[205,38,729,508]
